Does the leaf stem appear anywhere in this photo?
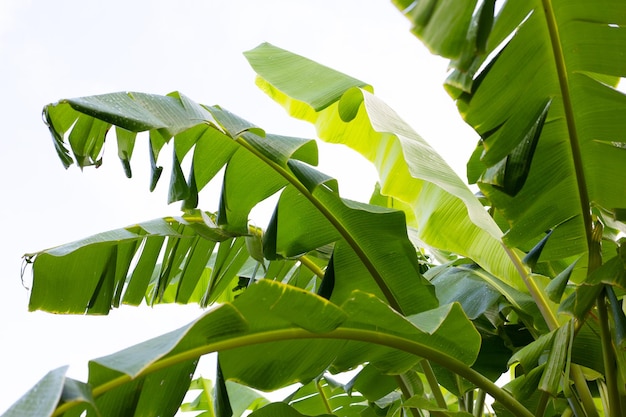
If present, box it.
[298,254,325,279]
[421,360,447,409]
[395,375,422,417]
[571,363,599,417]
[502,237,597,417]
[473,389,486,417]
[501,244,559,330]
[536,16,607,413]
[465,389,473,414]
[538,12,605,415]
[316,379,333,414]
[542,9,602,417]
[52,328,534,417]
[597,289,621,417]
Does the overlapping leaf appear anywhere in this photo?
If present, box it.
[37,90,437,315]
[395,0,626,269]
[245,42,523,291]
[24,214,256,313]
[390,6,626,411]
[12,280,495,417]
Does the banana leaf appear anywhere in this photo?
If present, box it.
[36,92,437,315]
[9,280,534,417]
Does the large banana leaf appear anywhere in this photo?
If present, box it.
[244,42,524,290]
[394,0,626,271]
[24,212,306,314]
[36,91,437,315]
[391,2,626,413]
[5,280,534,417]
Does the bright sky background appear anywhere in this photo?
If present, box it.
[0,0,477,412]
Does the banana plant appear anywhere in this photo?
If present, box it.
[6,1,626,416]
[388,1,626,416]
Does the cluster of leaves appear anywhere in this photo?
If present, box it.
[6,1,626,417]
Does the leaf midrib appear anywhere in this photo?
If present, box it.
[540,0,593,265]
[52,327,534,417]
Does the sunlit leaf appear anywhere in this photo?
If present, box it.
[39,89,437,318]
[246,42,524,292]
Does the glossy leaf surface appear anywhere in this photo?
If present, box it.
[17,280,506,417]
[37,90,438,315]
[246,42,523,292]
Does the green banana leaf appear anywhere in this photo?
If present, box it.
[37,91,437,315]
[394,0,626,271]
[10,280,535,417]
[245,42,524,291]
[24,213,278,313]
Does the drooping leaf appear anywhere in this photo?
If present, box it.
[201,237,250,307]
[245,42,524,293]
[558,255,626,319]
[168,150,191,204]
[25,215,246,313]
[19,279,532,417]
[404,0,626,270]
[216,137,290,234]
[39,90,437,318]
[148,133,164,191]
[316,252,335,300]
[43,104,78,168]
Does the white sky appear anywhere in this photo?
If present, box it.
[0,0,476,412]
